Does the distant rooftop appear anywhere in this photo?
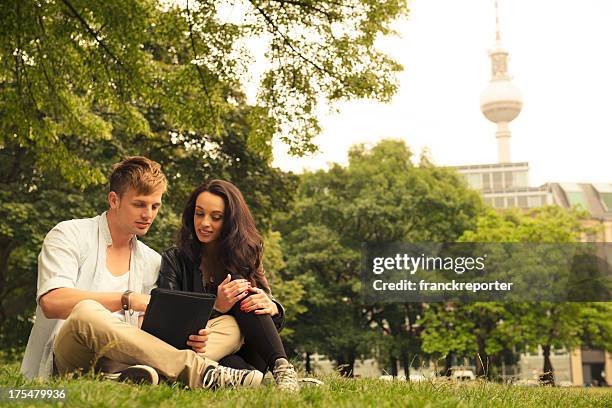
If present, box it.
[451,162,529,171]
[450,162,612,221]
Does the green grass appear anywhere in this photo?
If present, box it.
[1,363,610,408]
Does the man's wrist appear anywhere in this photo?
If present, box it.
[121,290,133,311]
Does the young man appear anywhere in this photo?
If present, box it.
[20,156,262,389]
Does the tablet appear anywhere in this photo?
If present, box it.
[141,288,216,350]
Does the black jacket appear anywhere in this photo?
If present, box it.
[157,246,285,331]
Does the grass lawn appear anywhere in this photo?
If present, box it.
[1,362,611,407]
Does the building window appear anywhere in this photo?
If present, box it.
[507,197,516,207]
[494,197,505,208]
[527,196,541,208]
[483,173,491,191]
[493,172,503,190]
[465,173,482,190]
[515,171,528,187]
[566,192,586,208]
[484,197,493,206]
[504,171,514,188]
[593,184,612,211]
[518,196,528,208]
[600,192,612,211]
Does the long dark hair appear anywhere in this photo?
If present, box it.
[177,180,269,291]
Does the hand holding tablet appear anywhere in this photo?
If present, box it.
[141,288,216,350]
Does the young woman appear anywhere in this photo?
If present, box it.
[157,180,299,391]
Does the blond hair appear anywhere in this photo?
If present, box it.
[109,156,167,197]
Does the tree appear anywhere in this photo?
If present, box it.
[455,206,605,383]
[276,139,482,375]
[261,230,306,342]
[1,0,408,354]
[280,222,367,375]
[578,302,612,352]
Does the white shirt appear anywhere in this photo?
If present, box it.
[20,212,160,379]
[98,266,130,319]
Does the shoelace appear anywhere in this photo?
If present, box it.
[202,366,246,388]
[274,363,298,387]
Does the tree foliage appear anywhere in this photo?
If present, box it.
[0,0,408,354]
[277,139,483,375]
[421,206,612,381]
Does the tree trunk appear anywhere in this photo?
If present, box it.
[444,353,453,376]
[541,345,555,385]
[389,355,398,377]
[336,350,356,377]
[305,352,312,374]
[401,351,410,378]
[347,349,355,378]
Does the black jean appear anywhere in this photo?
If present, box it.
[218,275,287,373]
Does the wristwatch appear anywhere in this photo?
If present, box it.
[121,290,134,311]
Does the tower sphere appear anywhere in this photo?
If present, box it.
[480,80,523,123]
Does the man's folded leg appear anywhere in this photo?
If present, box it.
[52,299,260,388]
[200,314,244,362]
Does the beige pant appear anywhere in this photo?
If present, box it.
[52,299,242,388]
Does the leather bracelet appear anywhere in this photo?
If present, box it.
[121,290,133,311]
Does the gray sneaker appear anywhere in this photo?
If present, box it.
[272,358,299,392]
[202,365,263,389]
[110,365,159,385]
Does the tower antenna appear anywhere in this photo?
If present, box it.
[480,0,523,163]
[495,0,501,41]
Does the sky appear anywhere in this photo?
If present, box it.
[268,0,612,186]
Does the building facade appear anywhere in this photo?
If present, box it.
[453,162,612,386]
